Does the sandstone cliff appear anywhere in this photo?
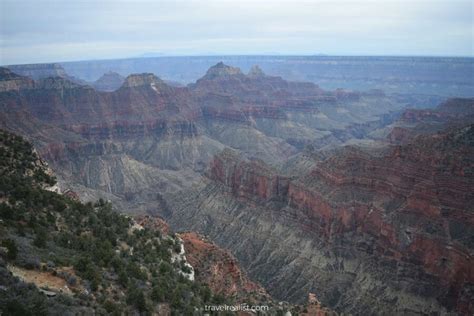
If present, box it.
[165,100,474,314]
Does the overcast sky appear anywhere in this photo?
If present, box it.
[1,0,473,65]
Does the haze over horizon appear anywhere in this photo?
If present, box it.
[1,0,473,65]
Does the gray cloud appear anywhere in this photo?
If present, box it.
[1,0,472,64]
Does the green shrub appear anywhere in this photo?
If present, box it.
[33,228,48,248]
[2,238,18,260]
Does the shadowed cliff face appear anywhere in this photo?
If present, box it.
[1,63,472,314]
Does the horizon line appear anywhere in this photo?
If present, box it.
[3,53,474,67]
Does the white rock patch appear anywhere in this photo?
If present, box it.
[171,238,195,281]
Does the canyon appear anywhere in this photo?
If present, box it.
[56,56,474,97]
[1,59,473,315]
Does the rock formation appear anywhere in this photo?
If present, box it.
[1,62,472,314]
[7,63,69,80]
[92,71,125,91]
[180,232,271,303]
[248,65,265,77]
[0,67,35,92]
[164,99,474,314]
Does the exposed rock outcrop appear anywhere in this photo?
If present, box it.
[201,107,474,314]
[122,73,164,88]
[6,63,88,85]
[180,232,271,303]
[201,62,244,80]
[7,63,68,80]
[92,71,124,91]
[0,67,35,91]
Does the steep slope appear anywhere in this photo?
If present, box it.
[0,129,296,315]
[163,100,474,315]
[180,232,271,304]
[0,63,406,212]
[378,97,474,144]
[135,215,322,314]
[0,67,35,92]
[0,69,222,213]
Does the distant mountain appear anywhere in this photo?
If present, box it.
[7,63,68,79]
[139,52,166,58]
[6,63,89,86]
[55,56,474,97]
[92,71,124,91]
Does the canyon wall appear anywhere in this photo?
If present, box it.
[1,63,473,314]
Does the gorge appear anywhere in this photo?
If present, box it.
[1,59,473,315]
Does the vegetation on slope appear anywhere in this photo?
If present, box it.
[0,129,230,315]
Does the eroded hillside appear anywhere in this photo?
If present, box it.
[1,62,473,315]
[0,129,296,315]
